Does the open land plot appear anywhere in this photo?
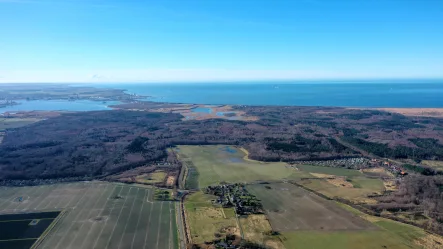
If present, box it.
[247,183,376,232]
[361,167,394,178]
[280,229,424,249]
[135,170,167,184]
[295,165,385,203]
[239,214,285,249]
[297,164,363,177]
[176,145,307,188]
[421,160,443,171]
[184,191,239,244]
[296,178,383,203]
[247,183,432,249]
[0,182,178,249]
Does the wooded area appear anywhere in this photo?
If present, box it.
[1,104,443,181]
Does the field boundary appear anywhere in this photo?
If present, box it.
[181,194,192,245]
[288,180,443,238]
[30,210,66,249]
[178,163,188,190]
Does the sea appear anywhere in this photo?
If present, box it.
[1,80,443,113]
[107,79,443,108]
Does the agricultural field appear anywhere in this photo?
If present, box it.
[0,182,178,249]
[176,145,306,188]
[248,183,435,249]
[0,211,60,249]
[294,165,386,203]
[295,178,382,204]
[296,164,363,177]
[247,183,375,232]
[184,191,239,244]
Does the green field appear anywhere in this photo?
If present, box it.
[176,145,443,249]
[295,164,385,203]
[176,145,305,188]
[296,178,383,203]
[135,171,167,184]
[280,202,432,249]
[246,183,429,249]
[281,229,423,249]
[348,176,385,190]
[0,182,178,249]
[184,191,239,244]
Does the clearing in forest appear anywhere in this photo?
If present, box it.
[0,182,178,249]
[135,170,167,184]
[176,145,305,188]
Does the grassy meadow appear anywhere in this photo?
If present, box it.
[176,145,307,188]
[176,145,443,249]
[135,170,167,184]
[184,191,239,244]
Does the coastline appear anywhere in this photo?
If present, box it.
[365,108,443,118]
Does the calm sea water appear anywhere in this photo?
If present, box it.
[101,80,443,108]
[0,100,120,113]
[2,80,443,113]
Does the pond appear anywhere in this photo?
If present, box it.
[219,146,237,154]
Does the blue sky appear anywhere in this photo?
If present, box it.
[0,0,442,83]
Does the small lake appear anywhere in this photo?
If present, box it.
[0,100,121,113]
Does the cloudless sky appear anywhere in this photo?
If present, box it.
[0,0,442,82]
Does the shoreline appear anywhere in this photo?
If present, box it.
[360,108,443,118]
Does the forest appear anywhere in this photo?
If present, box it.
[1,104,443,181]
[370,175,443,234]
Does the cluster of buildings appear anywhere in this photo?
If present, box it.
[206,184,263,215]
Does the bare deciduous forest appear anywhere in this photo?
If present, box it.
[2,105,443,180]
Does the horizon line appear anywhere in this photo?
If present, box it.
[1,77,443,85]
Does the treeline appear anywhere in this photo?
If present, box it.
[403,164,441,176]
[369,175,443,235]
[341,136,443,160]
[1,104,443,180]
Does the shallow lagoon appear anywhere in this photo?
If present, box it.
[0,100,121,113]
